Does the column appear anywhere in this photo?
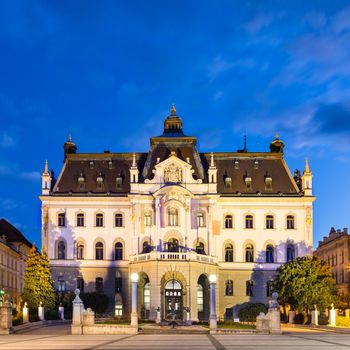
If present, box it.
[131,272,139,327]
[209,274,217,329]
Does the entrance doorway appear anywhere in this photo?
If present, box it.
[164,279,183,320]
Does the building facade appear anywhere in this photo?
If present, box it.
[315,227,350,294]
[0,219,32,308]
[41,107,315,321]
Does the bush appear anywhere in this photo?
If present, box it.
[29,309,40,322]
[238,303,268,322]
[45,309,59,320]
[60,291,75,319]
[81,292,109,314]
[12,312,23,326]
[294,313,307,324]
[336,316,350,327]
[319,312,328,325]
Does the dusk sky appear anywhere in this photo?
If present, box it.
[0,0,349,247]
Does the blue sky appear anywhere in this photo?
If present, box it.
[0,0,349,247]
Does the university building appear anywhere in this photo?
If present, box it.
[40,106,315,321]
[315,227,350,294]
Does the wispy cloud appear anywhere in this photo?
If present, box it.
[0,132,16,148]
[245,13,274,33]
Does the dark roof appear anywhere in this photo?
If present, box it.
[0,219,32,248]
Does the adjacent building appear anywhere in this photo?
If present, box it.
[40,106,315,321]
[0,219,32,308]
[315,227,350,294]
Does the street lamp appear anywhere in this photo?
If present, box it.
[209,274,217,284]
[131,272,139,283]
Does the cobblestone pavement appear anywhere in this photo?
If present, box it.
[1,324,350,350]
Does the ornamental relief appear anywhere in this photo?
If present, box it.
[164,163,182,183]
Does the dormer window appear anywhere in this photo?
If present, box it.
[245,176,252,190]
[254,159,259,169]
[234,160,239,169]
[225,176,232,188]
[89,161,94,169]
[265,176,272,190]
[97,174,104,189]
[78,172,85,190]
[116,176,123,189]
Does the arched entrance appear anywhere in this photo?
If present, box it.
[164,279,183,320]
[197,274,210,321]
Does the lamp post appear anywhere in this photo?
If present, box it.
[131,272,139,327]
[209,274,217,330]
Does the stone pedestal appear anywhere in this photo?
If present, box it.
[256,312,270,332]
[23,303,29,324]
[58,305,65,320]
[0,301,13,334]
[288,310,295,324]
[72,289,84,335]
[311,310,318,326]
[186,310,191,325]
[269,308,281,334]
[38,302,45,321]
[82,308,95,326]
[209,278,217,330]
[329,309,336,327]
[156,308,161,324]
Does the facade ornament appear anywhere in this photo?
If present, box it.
[164,163,182,183]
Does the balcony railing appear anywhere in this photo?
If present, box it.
[130,251,217,264]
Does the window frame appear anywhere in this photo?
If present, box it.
[265,215,274,229]
[57,213,66,227]
[95,213,104,227]
[115,213,123,227]
[245,214,254,229]
[95,242,104,260]
[224,214,233,229]
[76,213,85,227]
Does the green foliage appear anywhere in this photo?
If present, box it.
[238,303,268,322]
[336,316,350,327]
[60,291,75,319]
[12,311,23,326]
[335,293,350,310]
[294,313,307,324]
[81,292,109,314]
[273,256,337,312]
[318,312,328,325]
[22,245,56,310]
[45,309,59,320]
[29,309,40,322]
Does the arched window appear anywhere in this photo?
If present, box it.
[225,243,233,262]
[115,242,123,260]
[287,244,295,262]
[57,241,66,259]
[144,212,152,227]
[96,213,104,227]
[225,280,233,296]
[266,215,274,229]
[58,213,65,227]
[76,213,85,227]
[77,276,84,292]
[95,277,103,292]
[197,212,205,227]
[246,280,254,296]
[225,214,233,229]
[196,242,205,255]
[168,207,179,226]
[245,244,254,262]
[287,215,295,229]
[95,242,104,260]
[144,282,151,311]
[77,242,84,260]
[266,245,274,263]
[142,241,151,254]
[197,284,204,312]
[115,213,123,227]
[245,215,253,229]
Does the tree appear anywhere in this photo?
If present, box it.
[273,256,337,312]
[22,245,56,310]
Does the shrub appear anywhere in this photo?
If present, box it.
[12,312,23,326]
[238,303,268,322]
[318,312,328,325]
[29,309,40,322]
[45,309,59,320]
[336,316,350,327]
[294,313,307,324]
[81,292,109,314]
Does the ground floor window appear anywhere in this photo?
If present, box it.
[197,284,204,312]
[144,282,151,311]
[115,304,123,317]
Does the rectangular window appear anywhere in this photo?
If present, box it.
[58,213,66,227]
[77,214,85,227]
[96,277,103,293]
[96,214,104,227]
[246,281,254,297]
[245,216,253,229]
[266,216,274,229]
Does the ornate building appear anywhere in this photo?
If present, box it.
[40,106,315,321]
[315,227,350,294]
[0,219,32,308]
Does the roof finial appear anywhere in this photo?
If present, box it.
[275,132,279,139]
[132,152,136,167]
[305,158,310,173]
[170,104,176,116]
[68,134,72,142]
[244,133,247,152]
[210,152,215,167]
[44,160,49,174]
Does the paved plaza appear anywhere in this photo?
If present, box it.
[1,324,350,350]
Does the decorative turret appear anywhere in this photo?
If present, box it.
[130,152,139,183]
[269,133,285,153]
[41,160,51,195]
[162,105,184,136]
[302,159,313,196]
[208,152,217,183]
[63,134,77,161]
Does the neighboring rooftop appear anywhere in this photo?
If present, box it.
[317,227,349,248]
[0,218,32,249]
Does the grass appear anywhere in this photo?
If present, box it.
[217,322,256,329]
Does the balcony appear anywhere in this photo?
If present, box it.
[130,251,218,265]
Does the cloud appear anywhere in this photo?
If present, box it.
[332,6,350,33]
[197,128,223,149]
[0,132,16,148]
[1,199,19,210]
[19,171,41,181]
[303,12,326,29]
[208,56,233,81]
[245,13,274,33]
